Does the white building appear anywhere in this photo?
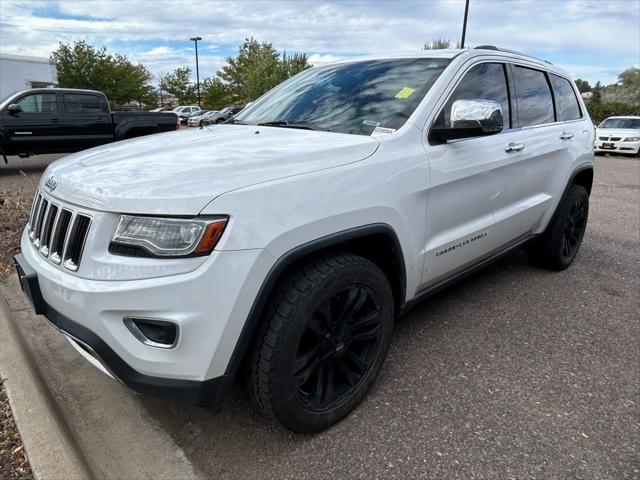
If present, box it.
[0,53,58,101]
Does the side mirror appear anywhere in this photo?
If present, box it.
[7,104,22,114]
[431,99,503,142]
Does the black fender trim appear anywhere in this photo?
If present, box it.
[222,223,406,378]
[546,163,594,232]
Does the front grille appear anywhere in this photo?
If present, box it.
[599,136,609,141]
[610,137,621,141]
[28,191,92,272]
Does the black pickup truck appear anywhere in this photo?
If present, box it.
[0,88,179,162]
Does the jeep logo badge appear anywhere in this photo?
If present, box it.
[44,175,57,192]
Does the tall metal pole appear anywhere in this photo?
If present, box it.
[460,0,470,48]
[190,36,202,107]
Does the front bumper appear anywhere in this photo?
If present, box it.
[16,225,275,405]
[14,252,233,405]
[594,140,640,154]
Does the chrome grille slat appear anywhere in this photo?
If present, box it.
[33,199,49,248]
[62,214,91,272]
[29,194,43,239]
[40,204,59,257]
[29,190,92,272]
[50,209,72,265]
[28,193,42,232]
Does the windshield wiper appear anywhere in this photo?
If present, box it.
[224,119,249,125]
[256,121,322,131]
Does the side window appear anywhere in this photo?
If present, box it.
[549,74,581,121]
[512,66,555,127]
[435,62,510,129]
[16,94,58,113]
[64,94,107,114]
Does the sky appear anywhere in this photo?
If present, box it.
[1,0,638,86]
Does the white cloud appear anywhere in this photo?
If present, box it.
[0,0,637,84]
[308,53,347,66]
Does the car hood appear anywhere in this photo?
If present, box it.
[596,128,640,138]
[43,125,380,215]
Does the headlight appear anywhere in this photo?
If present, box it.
[623,137,640,142]
[110,215,227,257]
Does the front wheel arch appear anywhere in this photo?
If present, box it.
[224,224,406,379]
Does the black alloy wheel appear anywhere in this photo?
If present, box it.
[247,252,395,432]
[561,195,587,260]
[292,285,382,411]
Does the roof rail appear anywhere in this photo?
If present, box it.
[473,45,553,65]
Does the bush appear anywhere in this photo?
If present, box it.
[586,101,640,125]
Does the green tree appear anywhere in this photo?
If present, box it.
[201,77,230,109]
[574,79,592,93]
[159,67,197,104]
[51,41,155,108]
[592,81,603,103]
[218,38,311,104]
[422,38,463,50]
[586,101,640,124]
[610,67,640,106]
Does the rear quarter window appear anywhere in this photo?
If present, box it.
[64,94,108,114]
[512,66,555,127]
[549,74,581,121]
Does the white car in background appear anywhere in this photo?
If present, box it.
[172,105,201,124]
[187,110,218,127]
[594,116,640,156]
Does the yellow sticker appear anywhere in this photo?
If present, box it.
[395,86,416,99]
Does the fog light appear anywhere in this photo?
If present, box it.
[124,317,178,349]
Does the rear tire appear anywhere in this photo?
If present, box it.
[247,252,394,432]
[527,185,589,270]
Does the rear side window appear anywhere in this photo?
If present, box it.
[549,74,581,121]
[512,66,554,127]
[435,62,511,128]
[64,94,107,114]
[16,93,58,113]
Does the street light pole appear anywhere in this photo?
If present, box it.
[190,36,202,107]
[460,0,470,48]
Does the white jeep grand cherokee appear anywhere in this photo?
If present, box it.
[15,46,594,432]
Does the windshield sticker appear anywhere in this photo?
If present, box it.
[363,120,381,127]
[395,86,416,99]
[371,126,396,136]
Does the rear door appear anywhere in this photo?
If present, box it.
[422,61,526,286]
[1,92,63,154]
[61,93,113,151]
[490,65,582,243]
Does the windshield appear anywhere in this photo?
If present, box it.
[599,118,640,129]
[235,58,450,135]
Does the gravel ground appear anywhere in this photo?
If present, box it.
[0,153,638,479]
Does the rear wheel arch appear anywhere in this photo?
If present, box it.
[572,165,594,195]
[224,224,406,378]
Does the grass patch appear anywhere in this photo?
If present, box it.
[0,190,32,278]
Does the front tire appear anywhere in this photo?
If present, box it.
[527,185,589,270]
[247,253,394,432]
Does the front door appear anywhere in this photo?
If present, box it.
[1,92,64,154]
[421,61,523,287]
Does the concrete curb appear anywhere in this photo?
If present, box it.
[1,274,200,480]
[0,280,93,480]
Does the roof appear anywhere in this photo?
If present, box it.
[12,88,105,96]
[326,47,572,80]
[0,53,54,65]
[330,46,554,69]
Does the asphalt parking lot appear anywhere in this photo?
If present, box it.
[1,153,639,479]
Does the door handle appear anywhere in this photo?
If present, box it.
[51,118,60,123]
[560,132,574,140]
[505,142,526,153]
